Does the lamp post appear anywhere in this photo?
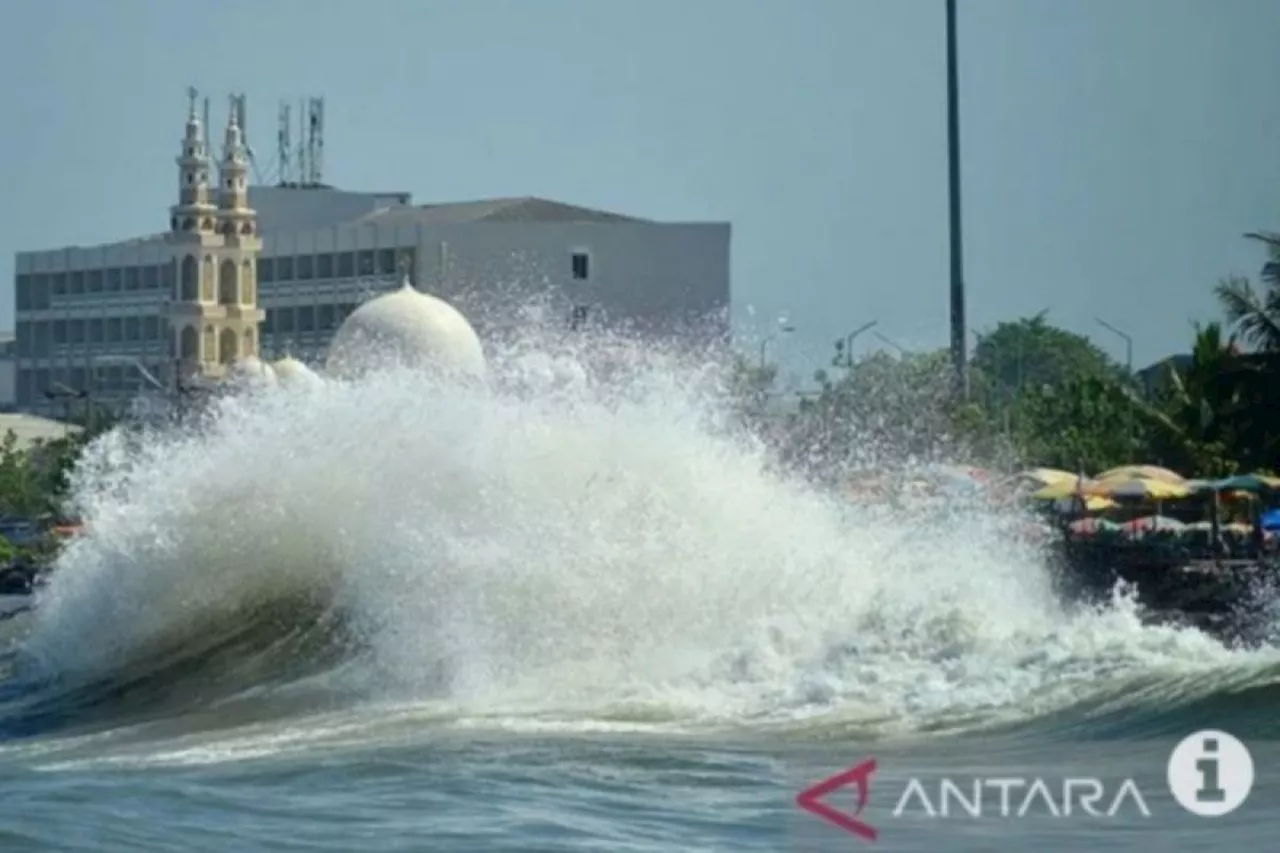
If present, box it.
[759,323,796,369]
[1095,317,1133,373]
[946,0,968,400]
[874,331,906,355]
[836,320,878,368]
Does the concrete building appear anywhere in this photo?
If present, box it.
[0,334,14,410]
[11,94,731,416]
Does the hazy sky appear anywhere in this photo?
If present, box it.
[1,0,1277,383]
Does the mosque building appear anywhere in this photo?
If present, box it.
[10,92,731,416]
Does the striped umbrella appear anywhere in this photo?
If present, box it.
[1093,477,1192,501]
[1121,515,1186,535]
[1067,517,1120,535]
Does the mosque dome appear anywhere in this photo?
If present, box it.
[272,355,322,389]
[228,355,276,386]
[325,277,486,381]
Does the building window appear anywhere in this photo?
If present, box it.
[263,309,275,334]
[180,255,198,301]
[143,265,158,289]
[571,252,590,280]
[144,316,160,340]
[68,319,84,343]
[377,249,397,276]
[125,316,141,341]
[15,275,29,311]
[87,269,103,293]
[277,307,295,333]
[88,318,104,343]
[15,322,31,357]
[318,303,336,330]
[298,306,315,332]
[51,272,66,296]
[337,252,354,278]
[107,318,122,342]
[107,268,122,291]
[258,258,275,283]
[124,267,140,290]
[317,253,334,279]
[297,255,314,280]
[276,256,294,281]
[357,250,375,277]
[52,320,66,344]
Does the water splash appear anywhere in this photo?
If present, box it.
[6,326,1276,745]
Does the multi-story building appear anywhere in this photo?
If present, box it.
[11,95,730,416]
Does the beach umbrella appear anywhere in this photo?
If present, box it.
[1031,476,1098,501]
[1051,495,1117,513]
[1199,473,1280,494]
[1121,515,1185,535]
[1016,468,1079,488]
[1092,477,1191,500]
[1067,517,1120,535]
[1095,465,1185,484]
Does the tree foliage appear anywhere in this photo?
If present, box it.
[731,227,1280,481]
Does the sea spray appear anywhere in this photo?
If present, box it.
[5,327,1272,740]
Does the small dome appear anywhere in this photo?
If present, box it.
[228,355,276,386]
[325,277,486,381]
[272,355,322,389]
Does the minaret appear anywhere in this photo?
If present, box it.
[208,94,265,371]
[164,87,223,385]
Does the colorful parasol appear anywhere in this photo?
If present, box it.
[1121,515,1186,535]
[1067,517,1120,535]
[1094,465,1186,483]
[1092,477,1191,500]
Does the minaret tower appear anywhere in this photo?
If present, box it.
[164,87,223,384]
[209,94,264,370]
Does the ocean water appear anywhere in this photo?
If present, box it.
[0,329,1276,851]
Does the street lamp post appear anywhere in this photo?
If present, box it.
[874,331,906,355]
[946,0,968,400]
[836,320,878,368]
[1094,317,1133,373]
[759,323,796,369]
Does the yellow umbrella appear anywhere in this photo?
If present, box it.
[1020,468,1079,486]
[1092,477,1191,500]
[1094,465,1185,483]
[1031,477,1099,500]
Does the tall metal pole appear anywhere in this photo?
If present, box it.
[946,0,968,400]
[1094,317,1133,374]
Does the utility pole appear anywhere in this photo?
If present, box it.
[946,0,968,400]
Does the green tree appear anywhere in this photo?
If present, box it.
[971,312,1122,400]
[1007,375,1147,474]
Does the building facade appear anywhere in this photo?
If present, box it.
[11,98,730,416]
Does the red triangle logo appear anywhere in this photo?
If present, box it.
[795,758,878,841]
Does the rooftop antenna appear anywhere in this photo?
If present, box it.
[234,94,265,183]
[297,98,307,186]
[307,97,325,185]
[277,101,292,185]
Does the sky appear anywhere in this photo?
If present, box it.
[1,0,1277,387]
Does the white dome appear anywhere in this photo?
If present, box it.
[228,355,276,386]
[325,279,486,381]
[272,355,322,389]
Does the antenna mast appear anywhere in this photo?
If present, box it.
[307,97,325,185]
[297,98,307,187]
[277,101,292,185]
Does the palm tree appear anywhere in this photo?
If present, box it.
[1214,231,1280,351]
